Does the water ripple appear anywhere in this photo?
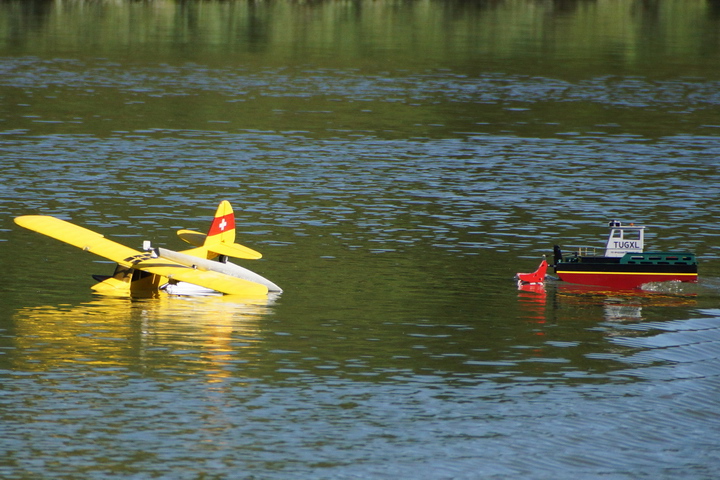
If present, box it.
[3,59,720,111]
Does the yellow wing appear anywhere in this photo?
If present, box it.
[206,242,263,260]
[14,215,141,266]
[177,229,263,260]
[177,229,206,247]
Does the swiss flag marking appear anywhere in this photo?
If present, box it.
[209,214,235,236]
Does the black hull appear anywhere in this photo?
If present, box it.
[554,251,698,288]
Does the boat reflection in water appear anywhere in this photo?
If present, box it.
[12,294,278,381]
[553,283,698,323]
[517,282,548,325]
[518,279,698,324]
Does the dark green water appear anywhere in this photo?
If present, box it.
[2,1,720,478]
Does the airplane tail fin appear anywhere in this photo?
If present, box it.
[176,200,263,260]
[178,200,262,260]
[205,200,236,246]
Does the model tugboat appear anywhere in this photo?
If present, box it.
[552,221,698,289]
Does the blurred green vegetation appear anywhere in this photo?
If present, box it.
[0,0,718,77]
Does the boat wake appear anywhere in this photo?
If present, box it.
[641,277,720,298]
[640,280,692,295]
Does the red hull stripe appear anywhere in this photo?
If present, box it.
[557,271,697,289]
[208,213,235,236]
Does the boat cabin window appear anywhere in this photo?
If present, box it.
[623,230,641,242]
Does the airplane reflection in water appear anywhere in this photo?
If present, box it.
[12,295,276,381]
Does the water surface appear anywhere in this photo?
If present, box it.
[1,1,720,478]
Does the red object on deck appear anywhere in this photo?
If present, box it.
[516,259,548,285]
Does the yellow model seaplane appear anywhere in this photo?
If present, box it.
[14,201,282,297]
